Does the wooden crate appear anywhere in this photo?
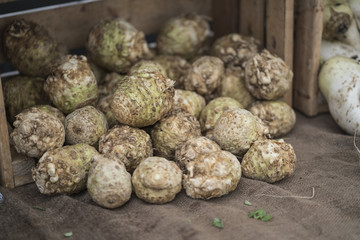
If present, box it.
[293,0,328,117]
[0,0,294,188]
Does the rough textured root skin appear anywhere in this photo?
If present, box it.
[64,106,108,146]
[44,55,99,114]
[156,13,211,60]
[153,55,191,89]
[96,95,118,128]
[32,143,98,195]
[323,1,353,40]
[3,76,50,123]
[199,97,243,133]
[151,111,201,160]
[173,89,206,119]
[241,139,296,183]
[213,108,269,158]
[249,100,296,138]
[86,18,151,73]
[318,56,360,135]
[175,136,221,172]
[216,67,256,109]
[183,150,241,200]
[98,125,153,172]
[244,49,293,100]
[132,157,182,204]
[88,60,108,84]
[111,71,175,128]
[129,60,167,77]
[10,107,65,158]
[2,19,63,77]
[210,33,259,67]
[36,105,65,123]
[98,72,125,98]
[87,154,132,209]
[323,1,360,50]
[183,56,224,99]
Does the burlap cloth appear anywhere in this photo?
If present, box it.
[1,112,359,240]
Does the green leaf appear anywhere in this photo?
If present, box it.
[64,232,73,237]
[33,206,46,211]
[212,218,224,229]
[254,209,267,219]
[261,214,273,222]
[249,209,273,222]
[244,200,252,206]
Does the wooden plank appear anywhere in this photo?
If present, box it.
[238,0,266,48]
[266,0,294,106]
[212,0,239,39]
[0,76,14,189]
[0,0,212,64]
[14,174,33,187]
[11,147,35,178]
[293,0,324,116]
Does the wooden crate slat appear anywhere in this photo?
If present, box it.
[14,174,34,187]
[211,0,239,39]
[11,146,35,179]
[265,0,294,106]
[293,0,324,117]
[238,0,266,48]
[0,0,212,64]
[0,77,14,189]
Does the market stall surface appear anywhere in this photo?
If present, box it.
[1,112,359,240]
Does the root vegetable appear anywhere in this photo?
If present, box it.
[183,56,224,99]
[321,39,360,62]
[151,111,201,160]
[244,49,293,100]
[132,157,182,204]
[98,72,125,98]
[183,150,241,200]
[44,55,98,114]
[99,125,153,172]
[323,0,360,50]
[213,108,269,157]
[318,56,360,135]
[87,18,152,73]
[323,0,353,40]
[199,97,243,134]
[175,136,221,172]
[36,105,65,123]
[64,106,108,146]
[216,67,256,108]
[96,95,118,128]
[88,60,108,84]
[153,55,191,88]
[156,13,211,60]
[2,19,62,77]
[241,139,296,183]
[111,71,174,128]
[87,154,132,208]
[211,33,259,67]
[32,143,98,195]
[129,60,167,77]
[249,100,296,138]
[11,106,65,158]
[174,89,206,119]
[3,76,49,123]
